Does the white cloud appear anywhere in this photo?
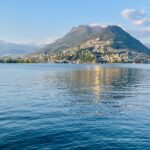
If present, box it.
[132,18,150,26]
[121,9,145,20]
[89,23,108,27]
[89,22,124,29]
[121,8,150,26]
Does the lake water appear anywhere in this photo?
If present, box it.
[0,64,150,149]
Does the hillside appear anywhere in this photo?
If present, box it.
[40,25,150,55]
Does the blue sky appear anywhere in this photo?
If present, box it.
[0,0,150,44]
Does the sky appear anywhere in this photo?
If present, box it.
[0,0,150,44]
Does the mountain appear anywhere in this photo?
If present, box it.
[0,40,40,57]
[40,25,102,54]
[40,25,150,55]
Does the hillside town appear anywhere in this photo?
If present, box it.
[1,38,150,63]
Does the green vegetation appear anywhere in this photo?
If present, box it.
[0,57,36,63]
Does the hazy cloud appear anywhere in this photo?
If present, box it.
[31,37,58,46]
[39,37,57,45]
[130,28,150,38]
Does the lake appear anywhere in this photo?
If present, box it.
[0,64,150,149]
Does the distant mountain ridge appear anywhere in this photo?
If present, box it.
[0,40,40,57]
[40,25,150,55]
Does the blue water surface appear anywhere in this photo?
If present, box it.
[0,64,150,149]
